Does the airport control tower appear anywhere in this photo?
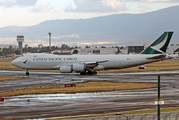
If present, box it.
[17,35,24,54]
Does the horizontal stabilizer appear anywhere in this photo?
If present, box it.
[146,54,166,59]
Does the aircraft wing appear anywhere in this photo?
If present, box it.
[85,60,108,67]
[54,60,108,68]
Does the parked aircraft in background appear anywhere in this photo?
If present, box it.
[11,32,173,75]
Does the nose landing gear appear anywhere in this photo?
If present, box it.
[26,69,29,76]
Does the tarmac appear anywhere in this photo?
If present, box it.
[0,70,179,119]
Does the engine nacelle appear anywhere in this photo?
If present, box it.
[72,63,85,72]
[60,65,72,73]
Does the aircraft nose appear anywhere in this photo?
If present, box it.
[11,59,19,67]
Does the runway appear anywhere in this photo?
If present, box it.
[0,70,179,119]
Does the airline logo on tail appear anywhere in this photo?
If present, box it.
[141,32,173,54]
[150,33,168,54]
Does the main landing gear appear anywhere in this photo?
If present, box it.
[26,69,29,76]
[80,70,97,75]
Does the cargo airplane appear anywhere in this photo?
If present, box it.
[11,32,173,75]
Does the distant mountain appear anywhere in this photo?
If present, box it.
[0,6,179,46]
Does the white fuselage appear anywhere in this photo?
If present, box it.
[11,53,164,70]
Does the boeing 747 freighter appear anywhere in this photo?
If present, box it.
[11,32,173,75]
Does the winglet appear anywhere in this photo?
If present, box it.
[141,32,173,54]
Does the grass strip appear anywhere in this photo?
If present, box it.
[0,81,155,97]
[0,76,21,81]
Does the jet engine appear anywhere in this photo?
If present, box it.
[72,63,86,72]
[60,65,72,73]
[60,64,86,73]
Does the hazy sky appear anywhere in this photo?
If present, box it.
[1,0,179,28]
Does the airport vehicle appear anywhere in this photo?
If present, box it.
[11,32,173,75]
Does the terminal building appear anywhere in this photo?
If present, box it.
[127,46,144,54]
[72,48,122,54]
[71,44,179,55]
[167,44,179,54]
[71,45,145,55]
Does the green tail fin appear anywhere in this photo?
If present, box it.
[141,32,173,54]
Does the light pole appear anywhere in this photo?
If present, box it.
[157,75,161,120]
[48,32,51,53]
[155,75,164,120]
